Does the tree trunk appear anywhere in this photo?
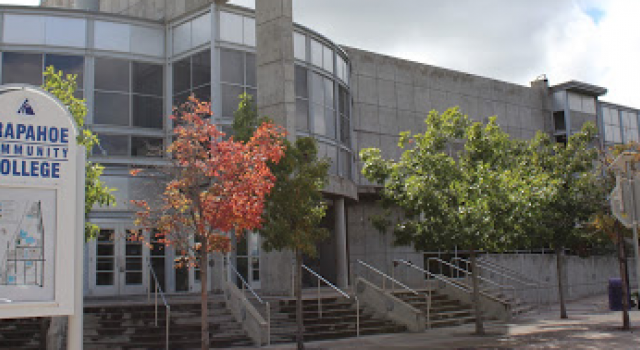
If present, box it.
[295,250,305,350]
[201,250,209,350]
[555,247,568,319]
[616,223,630,330]
[469,249,485,335]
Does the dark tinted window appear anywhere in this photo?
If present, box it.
[45,54,84,88]
[132,95,163,129]
[94,92,130,126]
[192,85,211,103]
[132,62,163,96]
[221,85,244,118]
[295,66,308,98]
[94,134,129,156]
[95,57,130,92]
[191,50,211,88]
[173,57,190,94]
[245,53,256,87]
[3,52,43,85]
[220,49,243,85]
[296,99,309,132]
[324,78,334,107]
[131,137,163,157]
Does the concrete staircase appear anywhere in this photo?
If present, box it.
[269,295,406,343]
[0,317,45,349]
[392,289,479,328]
[83,296,253,349]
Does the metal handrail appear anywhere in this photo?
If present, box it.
[356,259,433,328]
[147,261,170,350]
[300,264,360,337]
[394,259,471,293]
[356,259,418,295]
[476,257,547,285]
[427,257,517,303]
[227,261,271,346]
[458,257,542,312]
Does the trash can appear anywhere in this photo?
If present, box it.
[608,278,631,311]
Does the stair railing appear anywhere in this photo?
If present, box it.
[227,262,271,345]
[476,257,546,286]
[452,257,541,311]
[300,264,360,337]
[147,261,170,350]
[427,257,517,304]
[355,259,433,328]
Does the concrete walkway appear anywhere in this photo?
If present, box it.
[245,294,640,349]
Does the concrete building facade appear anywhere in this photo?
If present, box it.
[0,1,636,300]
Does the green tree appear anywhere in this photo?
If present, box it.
[360,107,554,335]
[233,94,330,349]
[526,123,605,319]
[42,66,116,239]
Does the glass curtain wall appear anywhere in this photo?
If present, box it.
[93,57,165,158]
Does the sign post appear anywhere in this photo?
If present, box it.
[0,85,85,349]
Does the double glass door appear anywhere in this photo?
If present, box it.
[90,226,147,296]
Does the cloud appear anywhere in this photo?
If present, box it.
[230,0,638,109]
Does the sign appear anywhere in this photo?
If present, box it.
[0,85,84,322]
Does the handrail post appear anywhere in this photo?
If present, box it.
[266,302,271,346]
[166,306,170,350]
[426,288,431,329]
[318,278,322,318]
[155,282,158,327]
[391,263,395,293]
[356,296,360,337]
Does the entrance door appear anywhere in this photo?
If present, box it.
[236,232,261,289]
[174,236,202,293]
[90,226,148,296]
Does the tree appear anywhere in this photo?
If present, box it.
[42,66,116,239]
[132,96,286,350]
[526,123,605,319]
[360,108,554,335]
[233,93,330,349]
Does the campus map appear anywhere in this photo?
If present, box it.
[0,199,45,287]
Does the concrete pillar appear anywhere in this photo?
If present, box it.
[256,0,296,140]
[335,198,348,288]
[255,0,297,295]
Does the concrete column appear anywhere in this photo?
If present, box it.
[255,0,297,296]
[335,198,348,288]
[256,0,296,140]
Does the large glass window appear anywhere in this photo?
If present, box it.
[2,52,85,90]
[94,58,164,130]
[220,49,257,119]
[622,111,639,143]
[603,107,622,144]
[309,72,335,138]
[172,49,211,107]
[338,85,351,145]
[295,65,309,132]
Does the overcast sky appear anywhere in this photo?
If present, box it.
[2,0,638,108]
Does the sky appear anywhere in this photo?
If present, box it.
[2,0,638,108]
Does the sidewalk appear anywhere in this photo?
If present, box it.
[248,294,640,349]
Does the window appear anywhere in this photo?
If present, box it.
[2,52,85,90]
[172,49,211,107]
[94,57,164,130]
[309,72,335,138]
[553,111,566,132]
[603,107,622,144]
[338,85,351,145]
[622,111,639,143]
[295,66,309,132]
[220,49,257,119]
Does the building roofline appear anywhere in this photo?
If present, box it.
[550,80,607,96]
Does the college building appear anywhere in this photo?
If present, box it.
[0,1,638,346]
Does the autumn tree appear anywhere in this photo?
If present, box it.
[233,93,329,349]
[525,123,605,319]
[43,66,115,239]
[132,96,285,350]
[361,108,555,335]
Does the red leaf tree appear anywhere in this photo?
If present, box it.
[131,96,285,350]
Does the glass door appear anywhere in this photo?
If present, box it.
[89,225,148,296]
[236,232,261,289]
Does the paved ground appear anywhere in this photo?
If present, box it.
[248,295,640,349]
